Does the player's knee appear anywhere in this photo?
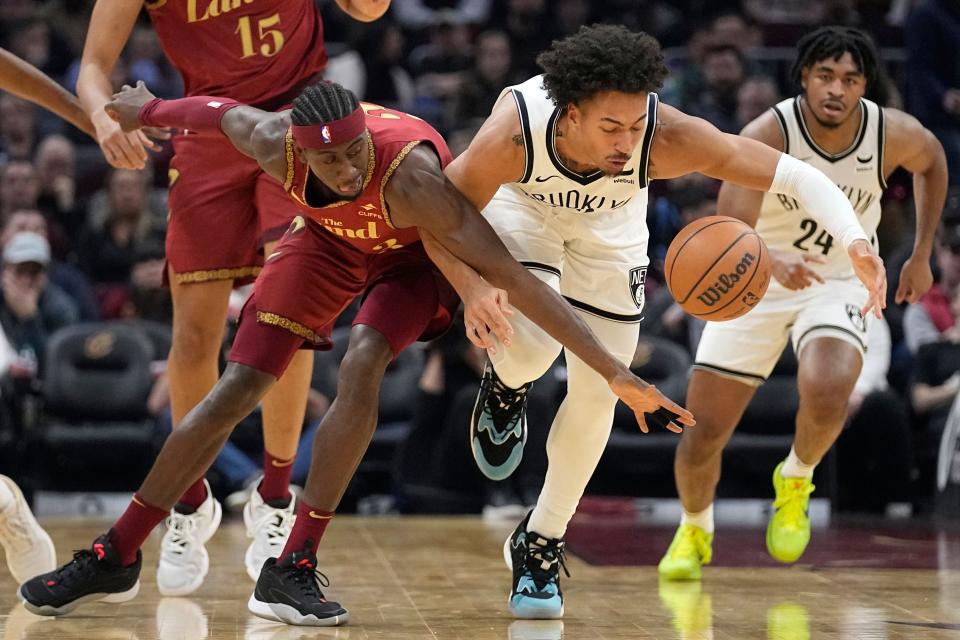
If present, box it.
[493,323,561,386]
[567,382,617,413]
[337,328,393,394]
[799,372,854,423]
[177,365,272,436]
[676,422,733,463]
[170,317,226,362]
[215,363,276,418]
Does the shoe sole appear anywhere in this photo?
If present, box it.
[657,565,702,581]
[509,601,564,620]
[765,522,808,564]
[247,592,349,626]
[470,380,527,482]
[157,496,223,597]
[0,476,57,583]
[503,536,563,619]
[18,580,140,616]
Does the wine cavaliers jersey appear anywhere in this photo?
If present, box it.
[145,0,328,107]
[281,104,453,255]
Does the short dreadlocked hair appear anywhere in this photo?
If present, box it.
[791,26,880,94]
[536,24,668,108]
[291,82,359,126]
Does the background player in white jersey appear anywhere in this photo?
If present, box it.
[424,24,887,619]
[659,26,949,581]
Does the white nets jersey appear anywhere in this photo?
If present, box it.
[494,75,657,220]
[481,75,658,322]
[756,96,885,280]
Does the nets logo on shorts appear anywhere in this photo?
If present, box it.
[629,267,647,309]
[845,303,867,333]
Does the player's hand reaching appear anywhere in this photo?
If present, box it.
[463,282,514,355]
[99,81,163,169]
[771,250,825,290]
[847,239,887,318]
[608,371,696,434]
[105,81,158,134]
[895,254,934,304]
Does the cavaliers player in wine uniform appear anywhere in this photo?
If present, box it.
[19,80,693,625]
[76,0,389,595]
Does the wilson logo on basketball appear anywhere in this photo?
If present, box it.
[695,252,756,307]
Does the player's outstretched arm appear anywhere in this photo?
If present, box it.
[334,0,391,21]
[715,112,783,230]
[421,229,514,353]
[884,108,948,304]
[651,103,886,317]
[78,0,160,169]
[386,145,695,433]
[716,111,826,291]
[0,48,93,137]
[106,82,287,182]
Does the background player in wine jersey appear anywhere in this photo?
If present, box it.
[0,46,95,589]
[659,27,948,581]
[76,0,390,595]
[19,80,692,625]
[422,24,887,619]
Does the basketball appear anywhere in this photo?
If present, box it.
[664,216,772,321]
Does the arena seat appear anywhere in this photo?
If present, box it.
[26,322,158,492]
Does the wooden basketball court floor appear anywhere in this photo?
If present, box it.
[1,515,959,639]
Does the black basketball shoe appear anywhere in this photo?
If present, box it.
[248,548,349,626]
[505,511,569,619]
[471,361,532,481]
[19,532,141,616]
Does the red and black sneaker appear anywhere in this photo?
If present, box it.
[18,532,141,616]
[247,548,348,626]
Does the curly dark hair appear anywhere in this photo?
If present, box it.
[536,24,668,108]
[791,26,885,103]
[291,82,359,126]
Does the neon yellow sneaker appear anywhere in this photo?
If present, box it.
[658,580,712,636]
[766,602,810,640]
[657,524,713,581]
[766,462,815,563]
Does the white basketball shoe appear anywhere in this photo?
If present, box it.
[156,480,222,596]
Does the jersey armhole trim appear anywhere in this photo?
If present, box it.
[512,90,534,184]
[283,127,296,194]
[380,140,422,229]
[639,93,659,188]
[877,106,888,191]
[772,106,790,155]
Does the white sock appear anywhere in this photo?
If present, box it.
[0,480,15,512]
[680,504,714,534]
[780,447,816,479]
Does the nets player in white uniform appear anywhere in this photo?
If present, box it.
[659,27,949,581]
[422,25,887,618]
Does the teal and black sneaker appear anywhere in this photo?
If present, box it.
[470,362,532,481]
[504,512,569,619]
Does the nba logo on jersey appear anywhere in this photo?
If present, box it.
[629,267,647,309]
[321,125,332,144]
